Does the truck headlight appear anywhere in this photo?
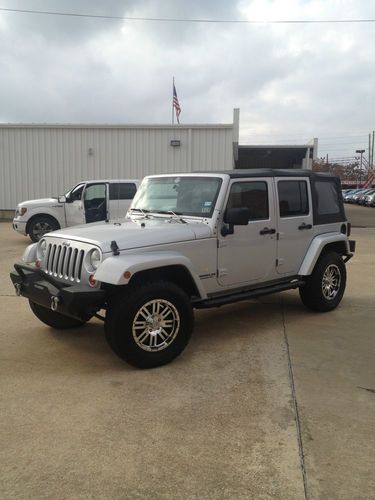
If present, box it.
[89,248,102,270]
[16,207,27,217]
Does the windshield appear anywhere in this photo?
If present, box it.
[65,183,85,200]
[131,176,222,217]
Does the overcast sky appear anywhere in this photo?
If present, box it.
[0,0,375,161]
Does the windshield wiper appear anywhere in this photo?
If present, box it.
[128,208,151,218]
[153,210,187,223]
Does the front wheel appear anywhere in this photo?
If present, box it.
[299,252,346,312]
[28,215,60,242]
[29,301,88,329]
[105,281,194,368]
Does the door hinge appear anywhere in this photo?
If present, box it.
[276,232,280,240]
[276,258,279,266]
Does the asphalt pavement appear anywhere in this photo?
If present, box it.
[345,202,375,228]
[1,204,374,499]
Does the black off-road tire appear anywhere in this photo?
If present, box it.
[28,215,60,242]
[105,281,194,369]
[29,300,88,329]
[299,252,346,312]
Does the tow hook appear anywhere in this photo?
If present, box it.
[14,283,21,296]
[51,296,60,312]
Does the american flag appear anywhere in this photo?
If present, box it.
[173,83,181,124]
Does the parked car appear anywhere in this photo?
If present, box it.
[357,188,375,205]
[13,179,140,242]
[347,189,365,203]
[364,191,375,207]
[11,169,355,368]
[343,189,360,202]
[354,189,374,205]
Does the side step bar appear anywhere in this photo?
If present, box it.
[195,279,305,309]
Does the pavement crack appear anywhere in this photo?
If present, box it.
[281,301,309,500]
[358,386,375,394]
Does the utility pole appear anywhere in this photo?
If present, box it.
[356,149,365,187]
[368,133,372,168]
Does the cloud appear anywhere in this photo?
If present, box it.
[0,0,374,158]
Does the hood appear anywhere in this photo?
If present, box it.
[44,218,213,252]
[19,197,60,208]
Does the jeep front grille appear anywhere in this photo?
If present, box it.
[44,243,85,282]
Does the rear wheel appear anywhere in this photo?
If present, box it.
[28,215,60,242]
[299,252,346,312]
[105,281,194,368]
[29,300,88,329]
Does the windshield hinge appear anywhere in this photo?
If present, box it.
[110,240,120,256]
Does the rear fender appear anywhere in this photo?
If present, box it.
[298,233,350,276]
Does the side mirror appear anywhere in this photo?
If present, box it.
[58,195,67,203]
[221,207,249,236]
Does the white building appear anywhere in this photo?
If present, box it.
[0,108,317,216]
[0,109,240,212]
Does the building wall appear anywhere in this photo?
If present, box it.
[0,123,235,210]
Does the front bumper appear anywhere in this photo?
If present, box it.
[12,219,27,235]
[10,264,106,321]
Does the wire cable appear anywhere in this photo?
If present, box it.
[0,7,375,24]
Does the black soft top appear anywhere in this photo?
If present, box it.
[197,168,339,180]
[197,168,345,225]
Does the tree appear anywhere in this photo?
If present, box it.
[312,159,360,183]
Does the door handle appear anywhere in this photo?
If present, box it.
[298,223,312,230]
[259,227,276,235]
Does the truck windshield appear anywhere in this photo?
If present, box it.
[131,176,222,218]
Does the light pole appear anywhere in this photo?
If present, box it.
[356,149,365,187]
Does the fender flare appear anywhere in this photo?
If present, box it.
[298,233,350,276]
[94,251,207,299]
[26,212,63,234]
[22,243,38,263]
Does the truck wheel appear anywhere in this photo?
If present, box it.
[29,300,88,329]
[105,281,194,368]
[299,252,346,312]
[28,216,59,242]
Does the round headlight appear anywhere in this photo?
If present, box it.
[38,239,47,259]
[90,249,102,270]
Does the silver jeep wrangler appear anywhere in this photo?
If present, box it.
[11,170,355,368]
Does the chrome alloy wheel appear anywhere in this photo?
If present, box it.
[322,264,341,300]
[132,299,180,352]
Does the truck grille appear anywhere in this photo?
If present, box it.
[44,243,85,282]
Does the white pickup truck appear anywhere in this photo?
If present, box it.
[13,179,140,241]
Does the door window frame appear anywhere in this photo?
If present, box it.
[224,179,271,223]
[276,179,311,219]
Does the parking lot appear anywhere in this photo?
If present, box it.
[1,204,374,499]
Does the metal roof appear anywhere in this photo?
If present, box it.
[0,122,232,130]
[239,144,314,149]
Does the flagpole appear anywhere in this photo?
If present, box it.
[172,76,175,126]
